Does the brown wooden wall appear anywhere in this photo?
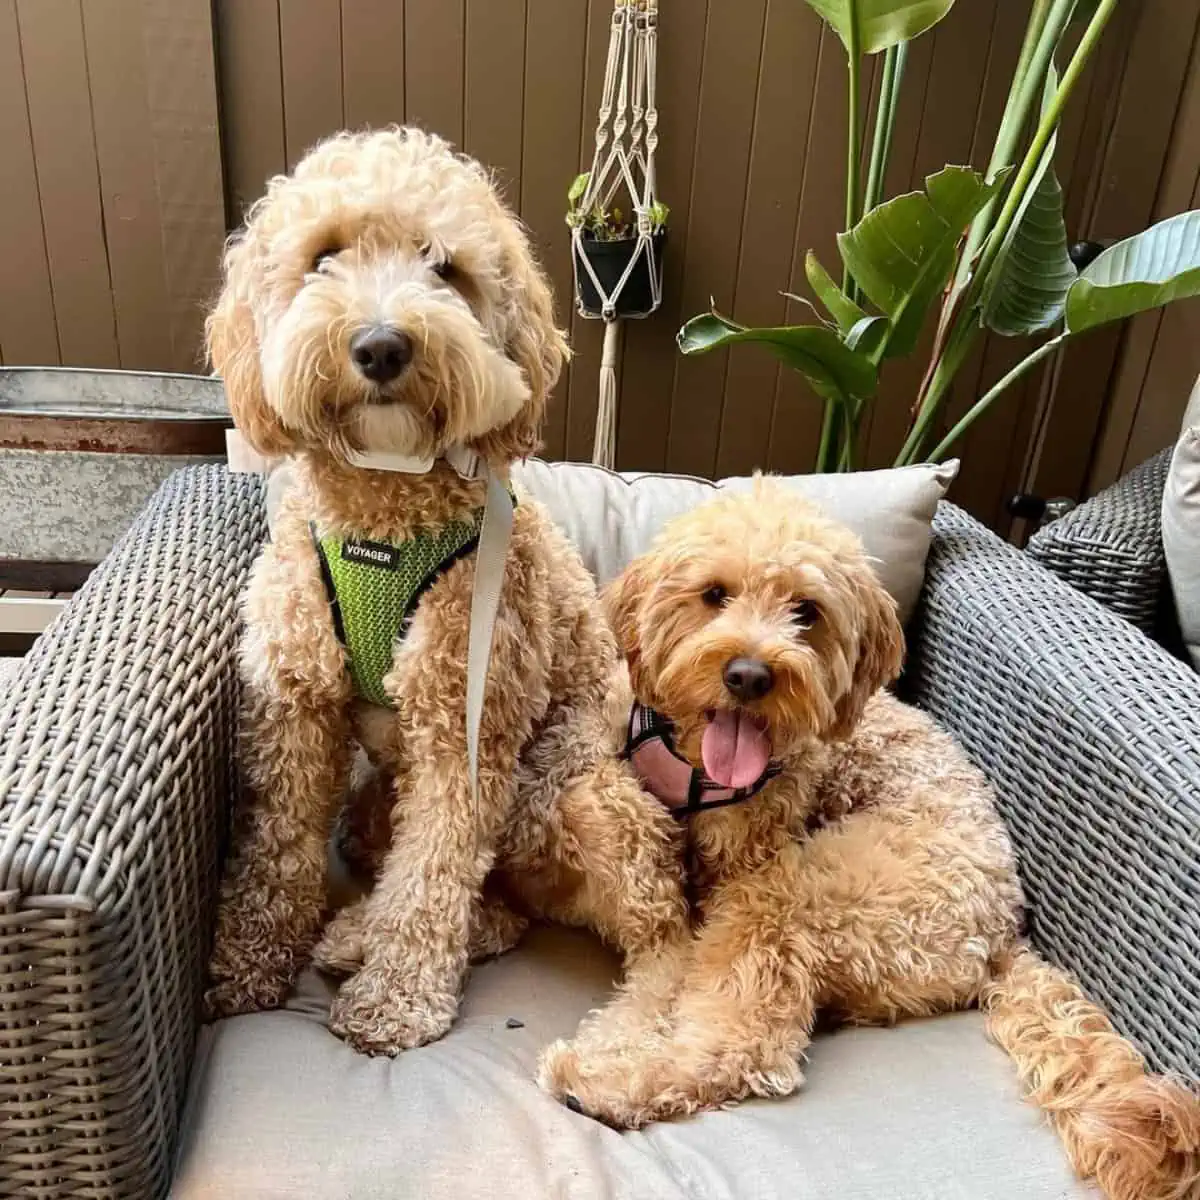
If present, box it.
[0,0,225,374]
[2,0,1198,530]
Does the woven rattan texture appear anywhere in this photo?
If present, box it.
[1027,448,1171,634]
[0,467,265,1199]
[907,504,1200,1082]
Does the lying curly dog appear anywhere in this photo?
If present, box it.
[538,482,1199,1200]
[203,127,684,1053]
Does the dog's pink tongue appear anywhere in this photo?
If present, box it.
[701,710,771,790]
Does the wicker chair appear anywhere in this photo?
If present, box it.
[1026,448,1172,638]
[1,466,1198,1199]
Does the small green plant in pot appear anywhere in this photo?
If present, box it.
[568,171,669,319]
[679,0,1200,473]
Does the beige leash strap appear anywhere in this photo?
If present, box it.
[465,464,514,807]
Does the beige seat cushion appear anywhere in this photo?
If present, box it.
[173,928,1096,1200]
[513,459,956,624]
[1163,378,1200,670]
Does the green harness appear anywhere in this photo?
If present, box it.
[312,504,501,707]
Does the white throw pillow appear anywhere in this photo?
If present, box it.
[514,459,957,625]
[1162,378,1200,669]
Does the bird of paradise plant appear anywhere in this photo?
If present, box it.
[679,0,1200,472]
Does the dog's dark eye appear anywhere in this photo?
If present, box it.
[701,585,728,608]
[432,257,457,282]
[792,599,819,628]
[311,246,340,272]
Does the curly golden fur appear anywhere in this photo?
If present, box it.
[203,127,686,1053]
[536,482,1199,1200]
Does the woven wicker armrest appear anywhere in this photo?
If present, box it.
[1026,447,1172,634]
[0,465,265,1199]
[906,502,1199,1081]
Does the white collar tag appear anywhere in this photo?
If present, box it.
[343,443,482,481]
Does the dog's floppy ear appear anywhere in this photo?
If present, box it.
[603,555,653,698]
[831,569,905,740]
[477,226,569,463]
[206,233,297,458]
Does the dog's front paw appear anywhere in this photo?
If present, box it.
[329,965,459,1055]
[537,1039,663,1129]
[539,1038,803,1128]
[313,903,367,976]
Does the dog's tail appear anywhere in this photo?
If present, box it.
[982,945,1200,1200]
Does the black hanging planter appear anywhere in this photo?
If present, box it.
[574,231,666,319]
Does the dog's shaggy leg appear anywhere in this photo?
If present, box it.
[984,947,1200,1200]
[548,761,689,962]
[328,606,543,1055]
[316,881,527,978]
[206,685,352,1019]
[538,936,692,1108]
[545,853,818,1128]
[205,529,353,1020]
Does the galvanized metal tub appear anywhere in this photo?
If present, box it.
[0,367,230,589]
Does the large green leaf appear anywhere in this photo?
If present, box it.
[1065,211,1200,335]
[980,67,1076,336]
[837,166,1008,358]
[803,0,957,55]
[805,251,866,334]
[677,310,878,401]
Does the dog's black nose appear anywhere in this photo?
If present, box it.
[350,326,413,384]
[723,657,774,702]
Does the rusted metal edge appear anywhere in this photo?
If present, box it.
[0,415,229,456]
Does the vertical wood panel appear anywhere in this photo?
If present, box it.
[141,0,226,369]
[342,0,407,130]
[1093,17,1200,483]
[0,0,58,364]
[215,0,286,219]
[714,0,820,479]
[17,0,118,367]
[767,28,848,474]
[662,0,768,476]
[83,0,174,370]
[280,0,344,168]
[464,0,526,202]
[405,0,465,145]
[616,0,709,471]
[520,0,588,461]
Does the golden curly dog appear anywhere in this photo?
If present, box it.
[203,127,685,1054]
[537,483,1199,1200]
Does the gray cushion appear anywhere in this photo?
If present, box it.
[173,928,1096,1200]
[513,459,957,624]
[1163,378,1200,670]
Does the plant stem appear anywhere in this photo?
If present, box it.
[816,401,839,473]
[896,322,979,465]
[843,24,863,301]
[971,0,1118,301]
[863,43,908,217]
[838,403,858,471]
[927,335,1066,461]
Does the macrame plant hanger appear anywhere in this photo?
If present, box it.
[571,0,663,468]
